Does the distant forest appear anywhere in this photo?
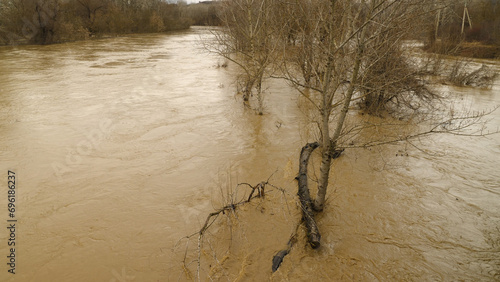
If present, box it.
[1,0,500,54]
[0,0,220,45]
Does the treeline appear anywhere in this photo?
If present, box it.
[426,0,500,58]
[0,0,220,45]
[184,2,221,26]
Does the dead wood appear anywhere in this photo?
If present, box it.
[297,142,321,249]
[178,177,274,281]
[272,249,289,272]
[272,223,299,272]
[272,142,321,273]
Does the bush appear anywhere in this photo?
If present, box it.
[359,43,437,116]
[447,60,498,88]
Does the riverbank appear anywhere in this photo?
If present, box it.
[0,0,214,46]
[0,24,192,46]
[0,24,192,47]
[425,41,500,59]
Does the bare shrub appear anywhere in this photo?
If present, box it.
[418,53,445,76]
[359,43,439,117]
[209,0,278,115]
[447,60,498,88]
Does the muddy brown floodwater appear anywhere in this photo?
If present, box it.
[0,27,499,281]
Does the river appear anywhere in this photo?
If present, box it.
[0,27,499,281]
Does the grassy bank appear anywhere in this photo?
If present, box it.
[425,41,500,60]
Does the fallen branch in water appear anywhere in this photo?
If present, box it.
[297,142,321,249]
[176,174,274,281]
[177,145,336,277]
[272,222,299,272]
[270,142,322,273]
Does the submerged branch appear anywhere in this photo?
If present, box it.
[345,107,499,149]
[297,142,321,249]
[177,172,279,281]
[272,222,300,272]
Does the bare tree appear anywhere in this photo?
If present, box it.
[274,0,413,211]
[180,0,499,276]
[209,0,279,115]
[75,0,106,33]
[208,1,498,254]
[272,0,496,243]
[0,0,60,44]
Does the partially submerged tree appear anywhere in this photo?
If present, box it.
[209,0,279,115]
[192,0,498,274]
[272,0,441,211]
[271,0,497,250]
[210,0,497,247]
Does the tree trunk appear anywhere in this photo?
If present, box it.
[297,142,321,249]
[314,150,332,212]
[313,26,367,211]
[256,77,263,115]
[314,74,333,212]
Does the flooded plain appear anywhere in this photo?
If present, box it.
[0,27,499,281]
